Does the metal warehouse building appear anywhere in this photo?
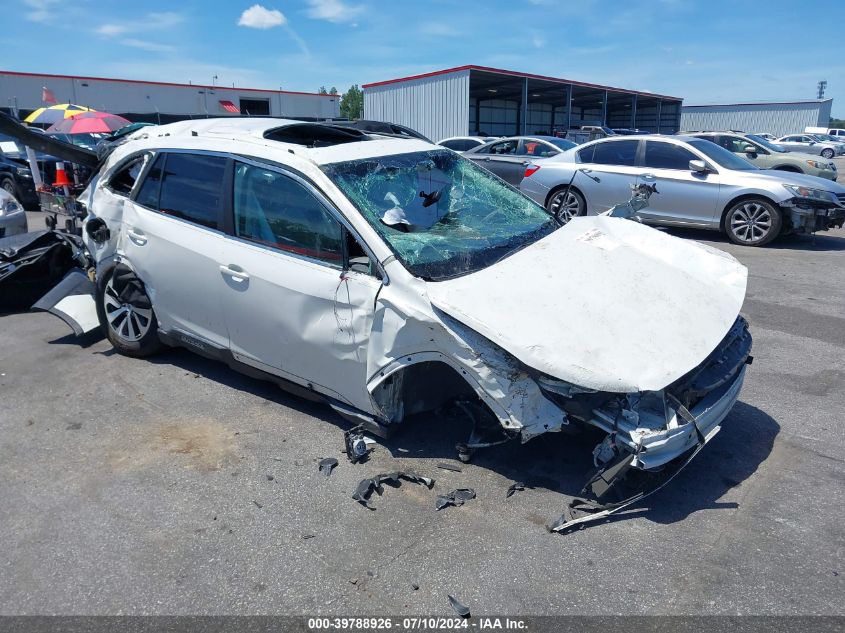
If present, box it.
[680,99,833,137]
[0,70,340,122]
[363,65,683,142]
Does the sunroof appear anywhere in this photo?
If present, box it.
[264,123,369,147]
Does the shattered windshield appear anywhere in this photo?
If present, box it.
[322,149,558,281]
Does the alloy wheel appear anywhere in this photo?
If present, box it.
[729,201,773,244]
[103,276,153,343]
[549,190,582,223]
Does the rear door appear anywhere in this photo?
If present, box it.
[468,139,524,185]
[637,140,720,227]
[121,151,231,348]
[575,139,641,213]
[216,158,382,411]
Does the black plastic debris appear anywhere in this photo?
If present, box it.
[266,474,275,481]
[319,457,338,477]
[448,594,471,618]
[411,583,420,591]
[436,462,462,473]
[435,488,476,511]
[302,534,316,540]
[352,471,435,510]
[252,500,263,509]
[506,482,525,498]
[344,425,372,463]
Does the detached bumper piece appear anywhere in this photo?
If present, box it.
[31,268,98,335]
[0,230,85,312]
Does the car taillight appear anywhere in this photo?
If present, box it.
[524,165,540,178]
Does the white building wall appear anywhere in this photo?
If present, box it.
[680,100,832,137]
[364,69,470,142]
[0,72,339,119]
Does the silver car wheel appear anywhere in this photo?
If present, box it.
[729,201,773,244]
[103,277,152,343]
[821,148,834,159]
[549,190,582,223]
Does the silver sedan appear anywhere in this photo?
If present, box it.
[463,136,576,186]
[519,135,845,246]
[774,134,844,159]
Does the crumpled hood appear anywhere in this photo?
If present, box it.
[426,216,747,393]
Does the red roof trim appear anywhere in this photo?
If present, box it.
[362,64,682,101]
[0,69,338,98]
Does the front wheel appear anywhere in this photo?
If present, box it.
[96,265,162,357]
[547,188,585,224]
[821,148,835,159]
[724,198,782,246]
[0,177,17,198]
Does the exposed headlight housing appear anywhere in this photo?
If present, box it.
[15,167,32,178]
[805,159,829,170]
[782,183,837,203]
[0,197,24,217]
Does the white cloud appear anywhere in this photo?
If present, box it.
[532,35,545,49]
[96,24,128,36]
[238,4,286,29]
[305,0,363,23]
[95,12,184,39]
[24,0,60,23]
[123,39,177,53]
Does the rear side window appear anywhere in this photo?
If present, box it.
[157,153,227,230]
[233,162,343,266]
[107,155,147,197]
[643,141,697,170]
[441,139,474,151]
[577,144,595,163]
[135,154,164,208]
[590,140,639,166]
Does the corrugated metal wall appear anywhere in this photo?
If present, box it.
[364,69,470,142]
[680,100,832,137]
[0,72,339,119]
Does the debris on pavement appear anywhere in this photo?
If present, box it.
[344,425,373,463]
[435,488,476,510]
[352,471,435,510]
[411,583,420,591]
[266,474,275,481]
[252,500,263,509]
[318,457,338,477]
[301,533,316,540]
[506,482,525,498]
[436,462,462,473]
[448,594,471,618]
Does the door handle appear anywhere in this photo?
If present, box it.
[126,228,147,246]
[219,265,249,283]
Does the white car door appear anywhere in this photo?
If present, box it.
[120,151,230,348]
[576,139,642,213]
[636,140,721,227]
[216,159,381,412]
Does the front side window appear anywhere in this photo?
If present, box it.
[643,141,697,170]
[687,139,757,171]
[590,139,639,166]
[155,153,227,229]
[233,162,343,266]
[322,150,557,281]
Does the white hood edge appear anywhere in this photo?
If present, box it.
[426,216,747,393]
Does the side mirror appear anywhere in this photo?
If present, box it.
[743,144,757,154]
[689,159,708,173]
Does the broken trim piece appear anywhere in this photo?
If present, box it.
[351,471,435,510]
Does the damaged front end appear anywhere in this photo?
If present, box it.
[539,315,752,531]
[780,186,845,233]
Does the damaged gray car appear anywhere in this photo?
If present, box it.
[18,118,753,530]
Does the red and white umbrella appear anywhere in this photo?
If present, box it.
[46,111,132,135]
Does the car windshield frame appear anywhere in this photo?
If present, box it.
[687,139,758,171]
[322,149,560,282]
[745,134,788,153]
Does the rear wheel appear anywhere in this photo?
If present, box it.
[821,148,835,159]
[547,188,585,224]
[0,176,16,198]
[96,266,162,357]
[724,198,782,246]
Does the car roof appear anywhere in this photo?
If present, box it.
[113,117,439,166]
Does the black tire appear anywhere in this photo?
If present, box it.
[0,176,17,198]
[821,148,834,159]
[772,166,800,173]
[96,265,162,357]
[546,187,586,224]
[724,197,782,247]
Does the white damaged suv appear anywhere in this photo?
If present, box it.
[76,118,752,529]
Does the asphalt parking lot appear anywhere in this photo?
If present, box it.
[1,210,844,617]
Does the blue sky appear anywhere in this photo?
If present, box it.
[5,0,844,115]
